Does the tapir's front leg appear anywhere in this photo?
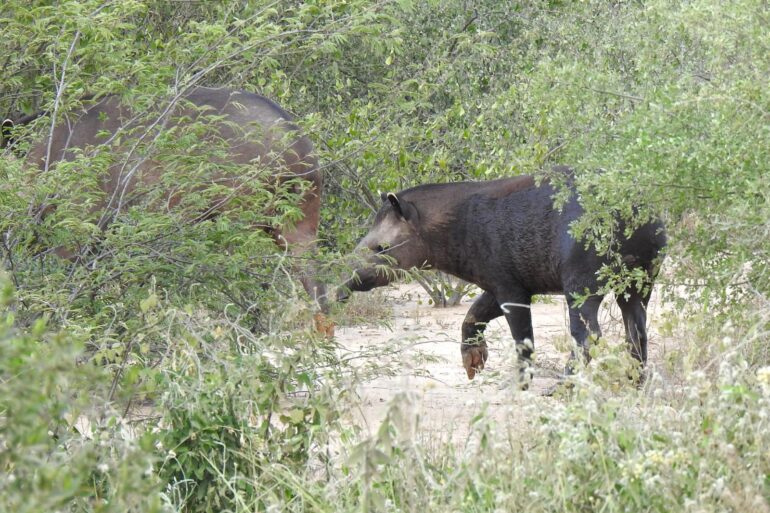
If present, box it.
[461,291,503,379]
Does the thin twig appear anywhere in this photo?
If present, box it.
[447,10,479,58]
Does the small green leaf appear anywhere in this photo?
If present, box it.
[288,409,305,424]
[140,293,158,313]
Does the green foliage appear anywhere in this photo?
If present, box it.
[2,0,770,511]
[542,1,770,331]
[0,271,355,513]
[155,308,347,512]
[0,274,163,512]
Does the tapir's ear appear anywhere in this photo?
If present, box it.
[386,192,404,218]
[379,190,387,202]
[1,119,13,149]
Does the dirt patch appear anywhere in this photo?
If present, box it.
[336,283,666,445]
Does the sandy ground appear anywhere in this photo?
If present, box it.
[336,283,665,445]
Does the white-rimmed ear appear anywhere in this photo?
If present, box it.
[1,119,14,149]
[386,192,404,218]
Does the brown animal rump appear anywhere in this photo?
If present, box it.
[25,87,328,311]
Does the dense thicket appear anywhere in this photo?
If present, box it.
[1,1,768,511]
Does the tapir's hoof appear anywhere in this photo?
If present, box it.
[518,365,534,391]
[462,345,488,380]
[313,312,335,338]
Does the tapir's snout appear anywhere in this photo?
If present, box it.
[337,262,393,302]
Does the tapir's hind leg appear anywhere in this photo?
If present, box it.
[565,295,603,374]
[461,291,503,379]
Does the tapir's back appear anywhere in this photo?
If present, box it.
[30,87,312,169]
[442,170,664,295]
[27,87,320,214]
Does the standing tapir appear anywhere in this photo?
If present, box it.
[339,167,666,381]
[16,87,328,311]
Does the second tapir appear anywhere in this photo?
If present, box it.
[339,167,666,382]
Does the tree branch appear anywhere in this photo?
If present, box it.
[447,10,479,58]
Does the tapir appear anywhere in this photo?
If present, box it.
[339,167,666,381]
[13,87,328,311]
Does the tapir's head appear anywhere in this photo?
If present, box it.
[338,191,430,299]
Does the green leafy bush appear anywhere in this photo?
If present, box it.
[2,0,770,511]
[155,306,347,513]
[0,274,163,512]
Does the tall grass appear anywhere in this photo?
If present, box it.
[278,323,770,513]
[2,270,769,512]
